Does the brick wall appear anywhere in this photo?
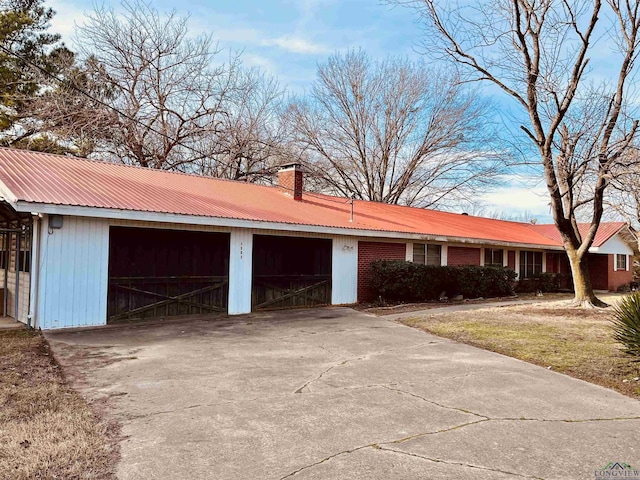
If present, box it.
[608,254,633,291]
[277,167,303,200]
[508,250,516,270]
[357,241,406,301]
[447,246,481,266]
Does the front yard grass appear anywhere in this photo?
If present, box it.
[401,299,640,399]
[0,329,118,479]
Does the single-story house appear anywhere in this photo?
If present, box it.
[0,148,634,329]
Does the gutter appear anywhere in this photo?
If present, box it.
[10,201,565,252]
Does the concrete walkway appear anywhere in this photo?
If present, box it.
[0,316,25,330]
[46,307,640,480]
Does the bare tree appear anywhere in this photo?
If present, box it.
[284,49,503,209]
[76,0,232,170]
[197,68,287,182]
[395,0,640,307]
[75,0,282,181]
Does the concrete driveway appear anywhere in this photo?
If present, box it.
[46,307,640,480]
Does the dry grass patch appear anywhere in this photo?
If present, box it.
[402,300,640,399]
[0,329,118,479]
[359,293,574,316]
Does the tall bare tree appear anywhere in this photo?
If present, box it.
[395,0,640,307]
[284,49,503,209]
[75,0,284,181]
[76,0,235,170]
[197,68,287,182]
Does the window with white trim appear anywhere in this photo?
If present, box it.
[484,248,504,267]
[413,244,441,266]
[519,251,543,279]
[616,254,627,271]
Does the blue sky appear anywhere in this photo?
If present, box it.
[48,0,425,92]
[46,0,553,221]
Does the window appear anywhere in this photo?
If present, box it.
[484,248,504,267]
[0,234,7,270]
[413,244,441,266]
[519,251,543,278]
[18,232,31,273]
[616,254,627,271]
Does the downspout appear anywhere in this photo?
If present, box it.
[14,230,20,324]
[3,231,7,316]
[27,214,41,330]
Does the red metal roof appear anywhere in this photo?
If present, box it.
[0,148,626,248]
[529,222,626,248]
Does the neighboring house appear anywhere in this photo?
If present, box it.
[0,148,634,330]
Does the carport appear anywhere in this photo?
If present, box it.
[107,227,230,322]
[251,235,332,310]
[0,201,32,323]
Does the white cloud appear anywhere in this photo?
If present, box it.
[210,25,330,56]
[241,53,277,74]
[475,173,552,221]
[212,27,262,45]
[47,0,85,41]
[261,35,329,54]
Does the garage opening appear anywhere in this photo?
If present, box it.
[107,227,229,323]
[0,201,32,324]
[252,235,331,311]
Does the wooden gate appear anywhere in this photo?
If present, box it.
[252,274,331,310]
[108,276,228,322]
[252,235,332,311]
[107,227,229,323]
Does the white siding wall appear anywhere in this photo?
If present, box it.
[36,215,109,329]
[590,233,634,255]
[228,229,253,315]
[332,236,358,305]
[35,217,365,328]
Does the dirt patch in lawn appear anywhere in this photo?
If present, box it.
[0,329,119,480]
[401,299,640,399]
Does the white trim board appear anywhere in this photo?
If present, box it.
[14,201,566,251]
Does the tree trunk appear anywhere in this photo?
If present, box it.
[566,249,608,308]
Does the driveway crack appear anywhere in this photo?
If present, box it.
[493,416,640,423]
[380,386,489,419]
[375,446,546,479]
[278,445,371,479]
[381,419,491,445]
[294,357,365,394]
[125,398,262,420]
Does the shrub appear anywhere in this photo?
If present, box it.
[612,292,640,359]
[368,260,516,302]
[515,272,567,293]
[616,283,637,293]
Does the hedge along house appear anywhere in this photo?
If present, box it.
[0,148,634,330]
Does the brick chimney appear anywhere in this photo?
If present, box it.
[278,163,304,200]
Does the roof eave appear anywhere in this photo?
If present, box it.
[13,201,564,251]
